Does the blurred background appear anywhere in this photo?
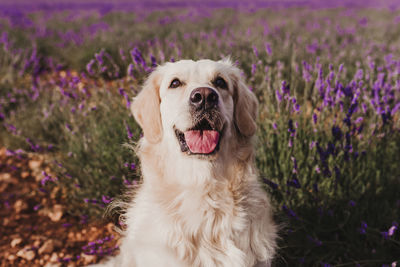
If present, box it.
[0,0,399,266]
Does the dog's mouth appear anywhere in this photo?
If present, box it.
[174,119,222,155]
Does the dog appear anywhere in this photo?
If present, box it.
[92,59,277,267]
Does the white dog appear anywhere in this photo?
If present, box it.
[92,59,277,267]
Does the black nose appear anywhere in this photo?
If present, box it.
[189,87,219,111]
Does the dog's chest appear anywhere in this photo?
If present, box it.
[162,187,248,264]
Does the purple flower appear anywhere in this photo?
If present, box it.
[288,119,296,133]
[287,176,301,189]
[282,205,298,220]
[275,89,282,103]
[252,45,259,57]
[102,195,113,204]
[315,165,321,174]
[65,123,72,132]
[288,139,293,147]
[354,117,364,124]
[359,221,368,234]
[312,113,317,124]
[95,50,105,65]
[127,63,135,78]
[86,59,96,75]
[348,200,356,207]
[281,80,290,95]
[262,177,278,190]
[251,64,257,75]
[150,54,157,67]
[331,126,343,141]
[265,42,272,55]
[391,102,400,116]
[124,121,134,139]
[388,225,398,236]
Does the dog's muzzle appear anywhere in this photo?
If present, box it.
[174,87,224,155]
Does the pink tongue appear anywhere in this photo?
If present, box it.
[184,130,220,154]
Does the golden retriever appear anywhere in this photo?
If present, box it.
[92,59,277,267]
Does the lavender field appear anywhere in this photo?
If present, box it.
[1,1,400,266]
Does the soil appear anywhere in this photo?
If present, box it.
[0,147,121,267]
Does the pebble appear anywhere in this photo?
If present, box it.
[14,199,28,213]
[28,160,42,171]
[0,173,11,182]
[33,239,41,248]
[49,252,58,262]
[10,237,22,248]
[7,254,16,261]
[21,171,30,179]
[39,239,62,255]
[48,204,63,222]
[16,249,35,261]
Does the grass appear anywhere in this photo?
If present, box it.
[0,6,399,266]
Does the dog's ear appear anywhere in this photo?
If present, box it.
[131,68,163,144]
[233,74,258,137]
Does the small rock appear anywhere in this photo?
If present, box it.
[16,249,35,261]
[21,171,30,179]
[7,254,16,261]
[80,253,96,264]
[28,160,42,171]
[10,238,22,248]
[33,239,41,248]
[0,173,11,182]
[38,239,62,255]
[49,252,58,262]
[75,232,83,241]
[14,199,28,213]
[38,240,53,255]
[48,204,63,222]
[68,232,74,239]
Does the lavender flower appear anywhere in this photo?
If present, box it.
[86,59,96,75]
[101,195,113,204]
[262,177,278,190]
[265,42,272,55]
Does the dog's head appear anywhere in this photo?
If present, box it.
[131,59,258,159]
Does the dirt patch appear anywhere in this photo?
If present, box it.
[0,148,120,267]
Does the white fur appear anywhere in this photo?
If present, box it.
[90,59,277,267]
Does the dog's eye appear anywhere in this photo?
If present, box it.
[169,79,182,88]
[214,77,228,89]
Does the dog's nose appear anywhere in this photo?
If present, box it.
[189,87,219,110]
